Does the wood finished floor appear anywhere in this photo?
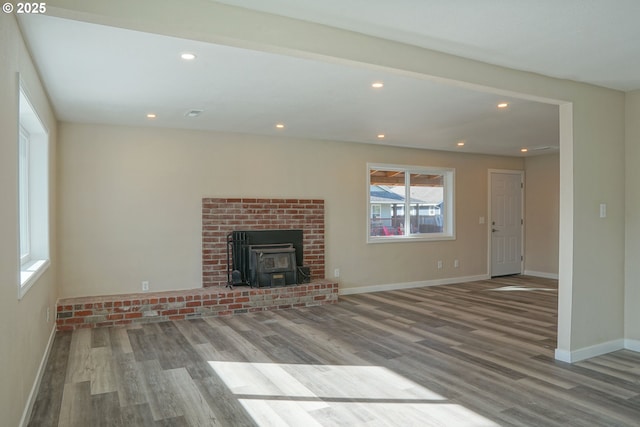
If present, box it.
[29,276,640,426]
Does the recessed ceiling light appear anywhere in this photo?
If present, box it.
[457,140,466,147]
[520,148,528,153]
[146,113,157,119]
[377,134,385,139]
[181,52,196,60]
[275,123,285,129]
[185,109,203,118]
[497,102,509,109]
[371,82,384,89]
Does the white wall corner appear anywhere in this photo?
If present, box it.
[19,325,57,427]
[554,348,572,363]
[624,339,640,353]
[554,339,625,364]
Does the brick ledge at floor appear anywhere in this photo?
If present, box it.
[56,281,338,331]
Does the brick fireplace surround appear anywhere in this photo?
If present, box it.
[202,197,325,286]
[56,198,337,331]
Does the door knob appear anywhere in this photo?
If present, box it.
[492,228,498,232]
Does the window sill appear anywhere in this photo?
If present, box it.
[368,234,456,243]
[19,258,50,299]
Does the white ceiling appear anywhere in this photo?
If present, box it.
[216,0,640,91]
[18,1,638,157]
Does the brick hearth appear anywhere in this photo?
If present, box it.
[56,281,338,331]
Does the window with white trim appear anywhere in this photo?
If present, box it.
[368,163,455,242]
[18,84,50,298]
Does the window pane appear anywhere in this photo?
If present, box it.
[409,173,444,234]
[369,170,406,236]
[19,130,30,261]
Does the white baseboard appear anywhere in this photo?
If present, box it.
[624,339,640,352]
[20,325,57,427]
[523,270,559,280]
[554,339,625,363]
[339,274,491,295]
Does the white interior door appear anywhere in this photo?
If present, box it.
[490,171,523,276]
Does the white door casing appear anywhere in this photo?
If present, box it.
[490,170,523,276]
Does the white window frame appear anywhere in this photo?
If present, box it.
[18,82,50,299]
[367,163,455,243]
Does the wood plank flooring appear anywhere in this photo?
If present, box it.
[28,276,640,426]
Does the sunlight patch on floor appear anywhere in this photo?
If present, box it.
[208,361,500,426]
[489,285,556,292]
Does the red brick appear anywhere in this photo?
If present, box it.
[75,310,93,317]
[125,312,143,319]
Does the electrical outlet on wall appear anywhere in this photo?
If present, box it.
[437,260,443,269]
[142,281,150,292]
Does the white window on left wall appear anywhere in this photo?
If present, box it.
[18,83,50,299]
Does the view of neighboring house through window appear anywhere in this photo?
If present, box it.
[368,164,454,242]
[18,83,50,298]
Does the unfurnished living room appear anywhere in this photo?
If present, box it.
[2,1,640,426]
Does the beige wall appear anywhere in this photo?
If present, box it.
[625,90,640,344]
[524,153,560,276]
[58,122,523,297]
[0,14,58,427]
